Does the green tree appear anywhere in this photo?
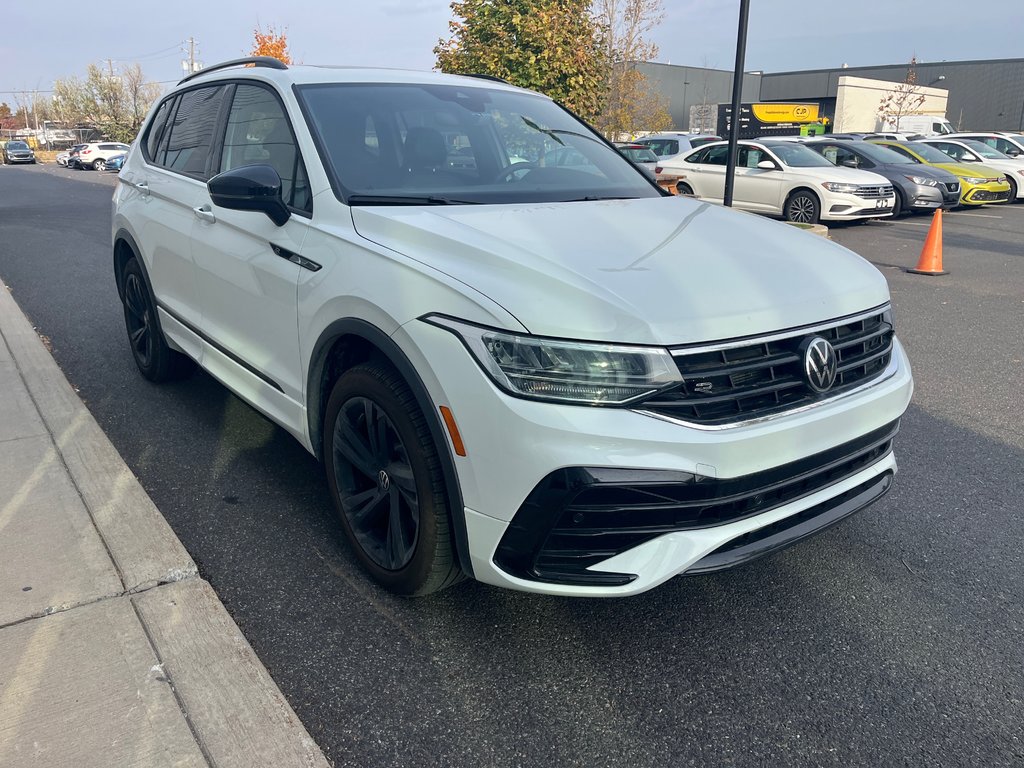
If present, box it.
[434,0,607,121]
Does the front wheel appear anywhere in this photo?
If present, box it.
[785,190,820,224]
[323,362,462,596]
[1007,176,1018,202]
[120,258,194,382]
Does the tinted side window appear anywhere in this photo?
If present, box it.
[704,145,729,166]
[143,97,174,164]
[685,147,709,164]
[164,86,226,179]
[220,84,311,213]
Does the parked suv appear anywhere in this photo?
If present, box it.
[77,141,130,170]
[112,58,913,596]
[2,140,36,164]
[633,132,720,164]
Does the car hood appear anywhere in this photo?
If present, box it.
[934,162,1006,181]
[351,197,889,345]
[879,163,956,182]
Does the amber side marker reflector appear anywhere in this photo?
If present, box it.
[439,406,467,456]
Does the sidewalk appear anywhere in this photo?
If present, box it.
[0,278,331,768]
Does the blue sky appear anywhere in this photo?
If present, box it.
[2,0,1021,97]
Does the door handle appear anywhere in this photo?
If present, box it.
[132,180,150,196]
[193,204,216,223]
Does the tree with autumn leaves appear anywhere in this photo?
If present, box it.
[250,24,292,64]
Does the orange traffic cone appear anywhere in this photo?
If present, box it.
[907,208,948,276]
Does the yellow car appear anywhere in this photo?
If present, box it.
[870,140,1011,206]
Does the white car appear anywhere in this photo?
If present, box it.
[918,138,1024,200]
[663,140,896,223]
[76,141,131,170]
[632,132,721,164]
[944,132,1024,159]
[112,58,913,597]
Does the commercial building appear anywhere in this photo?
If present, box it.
[636,57,1024,134]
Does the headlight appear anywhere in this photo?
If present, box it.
[964,177,990,184]
[821,182,860,193]
[425,316,682,405]
[905,175,939,187]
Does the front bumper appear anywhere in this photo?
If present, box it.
[821,191,895,221]
[397,321,914,596]
[962,182,1011,205]
[5,154,34,163]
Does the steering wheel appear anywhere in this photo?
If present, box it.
[493,162,538,183]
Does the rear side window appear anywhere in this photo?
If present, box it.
[143,98,175,164]
[163,86,226,179]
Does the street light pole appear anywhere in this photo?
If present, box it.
[723,0,751,208]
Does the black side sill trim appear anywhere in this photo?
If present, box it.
[271,243,321,272]
[156,301,284,393]
[685,471,893,574]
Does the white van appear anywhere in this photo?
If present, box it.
[878,114,954,136]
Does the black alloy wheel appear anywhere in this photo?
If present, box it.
[324,362,461,595]
[120,258,194,382]
[785,190,820,224]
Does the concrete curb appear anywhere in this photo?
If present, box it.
[0,278,331,768]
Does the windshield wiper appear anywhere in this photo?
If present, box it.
[520,117,602,146]
[346,194,480,206]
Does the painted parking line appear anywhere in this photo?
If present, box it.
[946,212,1003,219]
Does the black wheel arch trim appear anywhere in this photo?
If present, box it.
[307,318,473,578]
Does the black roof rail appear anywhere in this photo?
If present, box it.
[460,73,510,85]
[178,56,288,85]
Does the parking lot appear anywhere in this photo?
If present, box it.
[1,162,1022,766]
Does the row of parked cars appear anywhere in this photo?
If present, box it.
[619,130,1024,224]
[56,142,130,171]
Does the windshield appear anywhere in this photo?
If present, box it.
[618,146,658,163]
[906,142,958,164]
[850,141,915,165]
[959,139,1008,160]
[8,141,29,150]
[297,83,659,205]
[764,143,833,168]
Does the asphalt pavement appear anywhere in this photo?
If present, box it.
[1,162,1022,767]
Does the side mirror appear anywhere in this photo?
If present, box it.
[841,158,858,168]
[1005,148,1021,157]
[208,164,290,226]
[756,160,777,170]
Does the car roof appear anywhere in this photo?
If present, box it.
[178,60,537,98]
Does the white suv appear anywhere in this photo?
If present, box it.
[112,57,913,597]
[77,141,130,170]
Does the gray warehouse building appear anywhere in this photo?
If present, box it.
[636,57,1024,134]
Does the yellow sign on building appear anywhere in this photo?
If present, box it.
[751,104,820,123]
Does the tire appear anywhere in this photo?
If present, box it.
[1007,176,1018,202]
[676,182,694,196]
[92,158,105,171]
[892,188,904,216]
[120,258,194,382]
[785,189,820,224]
[323,362,462,596]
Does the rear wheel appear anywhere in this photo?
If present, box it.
[92,158,105,171]
[323,362,462,596]
[785,190,820,224]
[120,258,194,382]
[676,182,694,196]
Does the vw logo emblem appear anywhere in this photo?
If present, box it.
[378,470,391,491]
[801,336,838,393]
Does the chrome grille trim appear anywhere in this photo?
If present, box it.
[853,185,894,199]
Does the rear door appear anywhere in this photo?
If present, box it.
[681,144,728,202]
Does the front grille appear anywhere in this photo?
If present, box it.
[945,182,961,193]
[971,189,1010,202]
[854,185,894,199]
[493,420,900,586]
[641,308,894,426]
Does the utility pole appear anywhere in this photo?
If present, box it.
[182,37,201,75]
[723,0,751,208]
[106,59,116,78]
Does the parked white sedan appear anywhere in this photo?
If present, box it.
[917,138,1024,201]
[662,140,896,223]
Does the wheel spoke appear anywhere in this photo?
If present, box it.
[345,487,385,525]
[125,279,146,319]
[384,488,405,569]
[388,464,418,506]
[336,417,377,479]
[129,324,148,349]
